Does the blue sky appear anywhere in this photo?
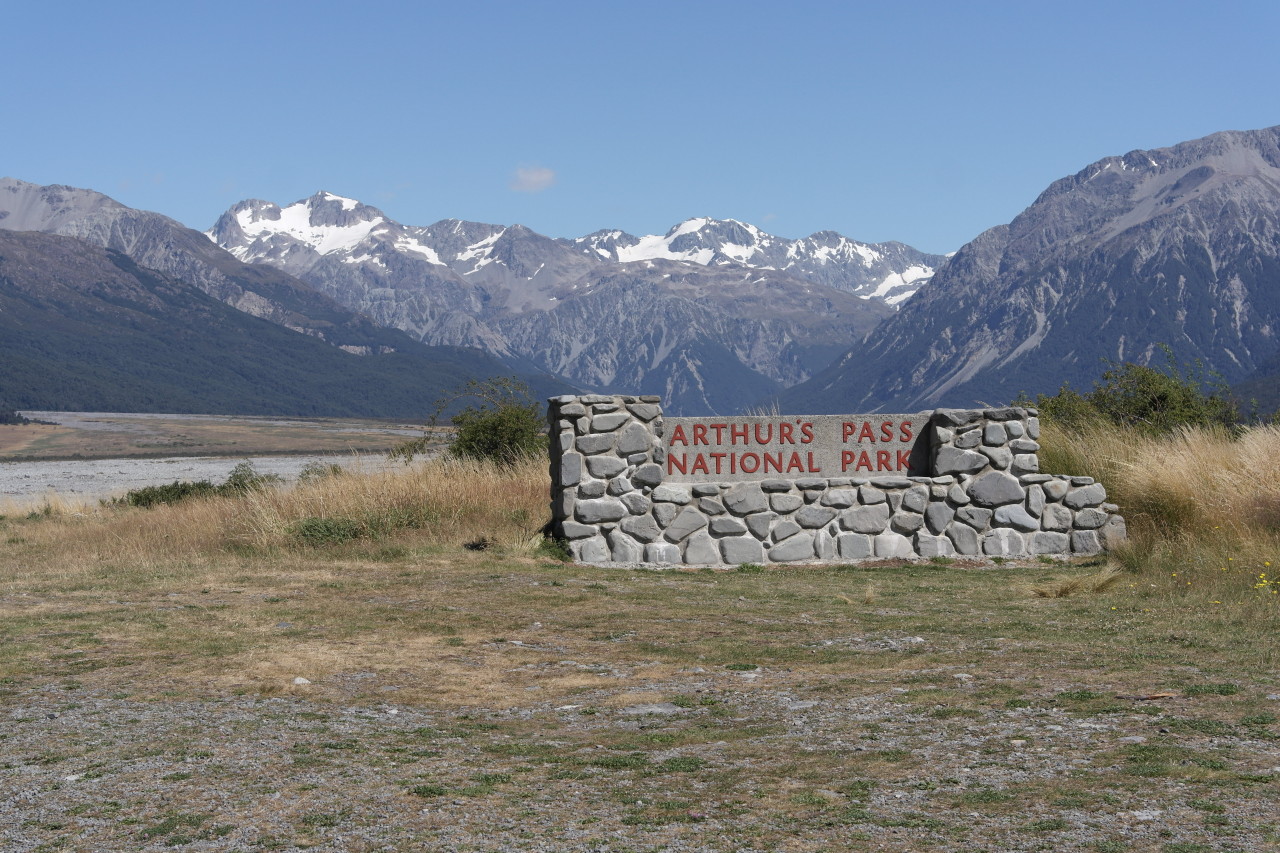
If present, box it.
[5,0,1277,254]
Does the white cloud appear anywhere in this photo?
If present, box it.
[509,166,556,193]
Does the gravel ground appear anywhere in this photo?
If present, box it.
[3,670,1277,852]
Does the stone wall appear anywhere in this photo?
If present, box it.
[548,395,1126,566]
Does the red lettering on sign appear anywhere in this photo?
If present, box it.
[842,422,856,441]
[754,423,773,443]
[841,449,855,471]
[731,423,749,444]
[808,451,821,472]
[692,424,708,445]
[800,422,814,443]
[877,450,892,470]
[785,452,804,473]
[690,453,709,474]
[667,454,687,474]
[709,423,727,444]
[900,421,913,442]
[763,452,784,473]
[779,423,795,444]
[670,424,688,446]
[855,450,873,471]
[740,452,760,474]
[858,421,876,442]
[897,449,912,469]
[709,452,726,474]
[880,421,894,441]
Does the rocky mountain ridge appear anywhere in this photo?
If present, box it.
[208,195,942,413]
[781,125,1280,413]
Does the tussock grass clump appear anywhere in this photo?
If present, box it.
[1039,421,1280,606]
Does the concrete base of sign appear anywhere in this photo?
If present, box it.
[548,396,1126,566]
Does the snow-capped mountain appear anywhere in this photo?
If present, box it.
[573,218,941,305]
[781,125,1280,413]
[208,196,938,413]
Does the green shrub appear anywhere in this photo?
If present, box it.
[1022,346,1238,434]
[118,480,219,508]
[391,377,544,467]
[290,517,366,546]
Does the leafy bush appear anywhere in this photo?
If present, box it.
[1022,346,1238,434]
[291,516,366,546]
[392,377,545,466]
[115,462,281,508]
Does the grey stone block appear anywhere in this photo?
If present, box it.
[947,483,971,506]
[692,484,720,497]
[761,479,792,492]
[557,403,586,417]
[576,498,627,524]
[954,428,983,449]
[947,522,980,555]
[935,446,988,475]
[578,479,606,499]
[609,529,644,562]
[745,512,775,539]
[561,520,597,539]
[772,519,802,541]
[683,531,721,564]
[979,445,1012,470]
[699,498,726,515]
[840,503,891,534]
[838,533,873,559]
[558,452,582,487]
[652,484,691,504]
[1011,454,1039,474]
[710,516,748,536]
[576,433,615,455]
[644,542,681,564]
[1043,478,1069,501]
[1004,421,1025,439]
[1102,516,1128,548]
[590,412,630,432]
[664,507,708,542]
[1070,530,1102,554]
[815,529,836,560]
[1065,483,1107,510]
[874,531,914,558]
[625,403,660,422]
[1070,476,1096,486]
[579,395,614,404]
[1040,504,1073,532]
[653,503,680,527]
[1073,508,1109,529]
[797,505,838,528]
[956,505,993,530]
[1026,484,1045,517]
[934,408,982,427]
[1027,416,1040,439]
[859,485,887,504]
[627,453,649,465]
[821,489,858,508]
[982,528,1024,557]
[994,504,1040,532]
[797,478,827,489]
[621,514,663,543]
[631,464,663,488]
[770,494,803,513]
[891,512,924,534]
[967,472,1025,507]
[870,476,912,489]
[983,407,1025,421]
[606,477,633,496]
[983,423,1007,446]
[616,422,652,456]
[724,483,768,515]
[1030,532,1070,555]
[721,536,764,565]
[770,531,815,562]
[1019,474,1052,483]
[1010,439,1040,453]
[925,502,955,534]
[576,534,610,563]
[916,533,955,558]
[585,455,626,479]
[902,485,929,513]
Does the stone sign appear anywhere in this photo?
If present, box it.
[664,414,931,482]
[547,395,1127,566]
